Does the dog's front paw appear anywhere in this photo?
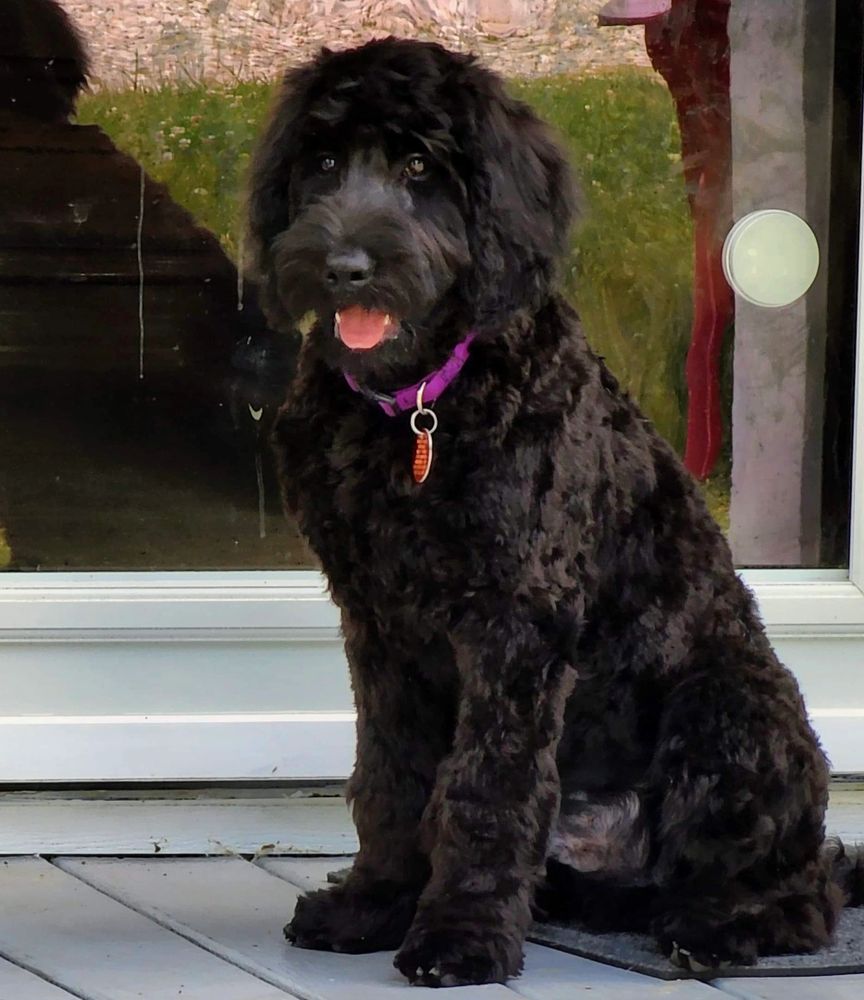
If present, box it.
[394,910,524,987]
[285,882,418,954]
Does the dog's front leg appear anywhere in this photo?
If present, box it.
[394,609,576,986]
[286,612,445,954]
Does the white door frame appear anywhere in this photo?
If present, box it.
[1,563,862,781]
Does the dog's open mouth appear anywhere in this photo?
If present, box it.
[334,307,399,350]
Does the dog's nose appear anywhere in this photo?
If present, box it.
[325,248,374,291]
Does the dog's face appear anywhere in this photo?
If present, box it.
[248,39,576,381]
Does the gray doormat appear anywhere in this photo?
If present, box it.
[529,907,864,980]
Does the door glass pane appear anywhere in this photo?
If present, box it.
[1,1,860,570]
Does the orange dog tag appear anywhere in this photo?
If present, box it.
[410,382,438,485]
[412,430,433,483]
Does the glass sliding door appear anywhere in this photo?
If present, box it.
[1,0,862,780]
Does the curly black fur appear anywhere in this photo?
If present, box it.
[0,0,89,122]
[825,836,864,908]
[248,37,853,986]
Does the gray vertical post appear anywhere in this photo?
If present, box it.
[728,1,835,566]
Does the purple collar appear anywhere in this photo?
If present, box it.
[343,331,476,416]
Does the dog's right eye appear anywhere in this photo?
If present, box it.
[404,155,428,179]
[317,155,338,174]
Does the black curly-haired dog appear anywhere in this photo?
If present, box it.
[248,37,860,987]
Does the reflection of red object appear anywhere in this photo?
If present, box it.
[600,0,733,480]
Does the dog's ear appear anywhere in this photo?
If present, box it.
[246,61,321,329]
[453,63,579,330]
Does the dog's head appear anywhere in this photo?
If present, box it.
[247,38,576,380]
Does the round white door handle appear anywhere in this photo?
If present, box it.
[722,209,820,308]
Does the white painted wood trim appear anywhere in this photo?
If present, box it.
[849,98,864,593]
[0,783,858,857]
[0,791,359,856]
[811,714,864,775]
[0,570,863,635]
[0,573,862,781]
[0,571,341,636]
[1,576,861,785]
[0,713,356,783]
[748,580,864,635]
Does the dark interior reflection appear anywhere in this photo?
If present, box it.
[0,0,306,570]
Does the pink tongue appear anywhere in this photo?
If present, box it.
[337,307,390,350]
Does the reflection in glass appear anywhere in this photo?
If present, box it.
[0,1,860,570]
[0,0,305,570]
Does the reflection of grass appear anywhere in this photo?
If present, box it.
[0,526,11,569]
[700,468,731,534]
[78,82,276,257]
[79,71,731,523]
[511,71,693,455]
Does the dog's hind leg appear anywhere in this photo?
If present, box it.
[286,614,450,954]
[647,651,840,969]
[652,865,842,971]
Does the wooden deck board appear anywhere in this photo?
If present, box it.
[504,943,718,998]
[712,975,864,999]
[0,857,292,1000]
[57,856,515,999]
[0,854,855,999]
[0,956,78,999]
[254,856,353,893]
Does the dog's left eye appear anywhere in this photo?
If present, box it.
[404,155,429,179]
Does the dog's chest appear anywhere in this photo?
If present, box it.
[289,408,473,613]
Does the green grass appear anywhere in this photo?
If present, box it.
[78,82,276,257]
[78,72,721,509]
[512,72,694,453]
[701,471,731,534]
